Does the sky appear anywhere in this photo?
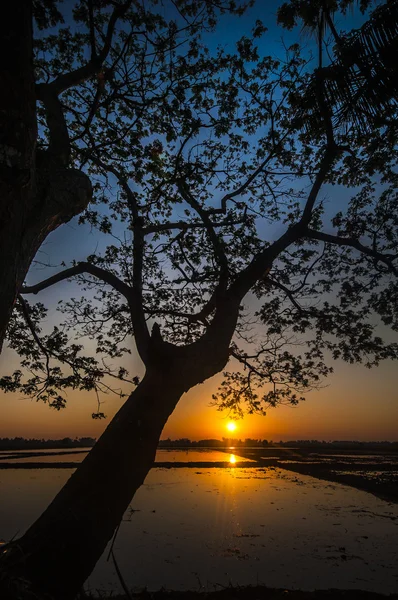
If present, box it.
[0,0,397,442]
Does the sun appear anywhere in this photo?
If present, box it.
[226,421,237,433]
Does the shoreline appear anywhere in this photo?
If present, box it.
[79,584,398,599]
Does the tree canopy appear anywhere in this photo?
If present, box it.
[1,0,397,419]
[278,0,398,132]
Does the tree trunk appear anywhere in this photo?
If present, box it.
[0,1,36,351]
[0,2,92,353]
[0,324,234,600]
[0,159,92,352]
[0,366,192,599]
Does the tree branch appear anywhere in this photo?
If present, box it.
[18,295,51,382]
[267,278,305,314]
[230,349,267,380]
[306,228,398,275]
[217,152,275,214]
[216,134,337,321]
[143,213,247,235]
[36,1,134,165]
[87,156,151,360]
[50,1,133,96]
[300,144,338,226]
[87,0,98,61]
[21,262,132,298]
[177,179,229,279]
[21,261,151,364]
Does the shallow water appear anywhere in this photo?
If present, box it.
[0,450,89,463]
[154,449,252,463]
[0,448,250,465]
[87,467,398,594]
[0,463,397,594]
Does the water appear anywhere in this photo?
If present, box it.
[0,448,251,465]
[0,449,91,464]
[88,467,398,594]
[0,450,397,595]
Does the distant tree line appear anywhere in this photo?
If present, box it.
[158,437,264,448]
[1,437,396,451]
[158,438,398,449]
[0,437,96,450]
[284,440,398,449]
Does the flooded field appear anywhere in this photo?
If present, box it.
[0,448,398,594]
[0,448,397,595]
[91,467,398,594]
[0,447,398,595]
[233,447,398,504]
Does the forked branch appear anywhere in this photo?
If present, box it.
[177,179,229,281]
[21,261,152,363]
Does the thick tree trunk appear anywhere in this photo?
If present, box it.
[0,2,37,351]
[0,367,192,599]
[0,159,92,352]
[0,328,234,599]
[0,3,92,353]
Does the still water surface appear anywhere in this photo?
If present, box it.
[0,448,248,464]
[0,450,397,594]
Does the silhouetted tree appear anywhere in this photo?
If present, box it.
[278,0,398,132]
[0,1,397,599]
[0,0,243,353]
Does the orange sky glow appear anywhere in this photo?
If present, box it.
[1,345,397,442]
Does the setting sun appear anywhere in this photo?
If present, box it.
[226,421,237,432]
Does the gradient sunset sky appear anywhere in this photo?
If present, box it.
[1,1,397,442]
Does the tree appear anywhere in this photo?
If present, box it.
[277,0,398,133]
[1,1,398,599]
[1,0,241,353]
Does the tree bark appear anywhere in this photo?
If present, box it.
[0,2,92,353]
[0,1,36,351]
[0,331,231,600]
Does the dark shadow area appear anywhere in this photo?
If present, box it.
[79,584,398,600]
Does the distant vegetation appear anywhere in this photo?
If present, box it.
[159,438,398,449]
[0,437,96,450]
[1,437,396,451]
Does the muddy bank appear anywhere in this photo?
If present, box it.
[228,448,398,505]
[266,463,398,505]
[79,585,398,600]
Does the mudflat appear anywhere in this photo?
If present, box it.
[225,447,398,504]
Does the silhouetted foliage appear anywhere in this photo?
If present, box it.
[278,0,398,133]
[0,1,397,598]
[2,0,397,418]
